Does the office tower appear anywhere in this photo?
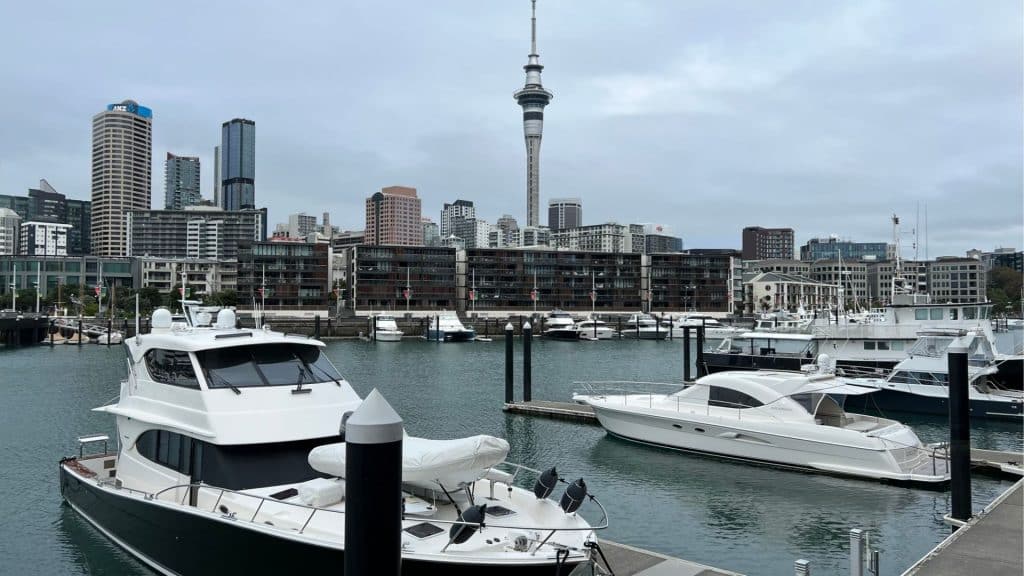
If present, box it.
[441,199,475,237]
[221,118,255,210]
[547,197,581,231]
[422,218,440,247]
[19,221,71,256]
[90,99,153,256]
[164,153,201,210]
[742,226,795,260]
[364,186,423,246]
[514,0,553,227]
[213,145,221,208]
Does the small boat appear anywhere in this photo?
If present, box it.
[424,311,476,342]
[370,314,403,342]
[64,333,90,344]
[619,313,668,340]
[574,318,616,340]
[542,310,580,341]
[662,314,744,342]
[573,371,949,485]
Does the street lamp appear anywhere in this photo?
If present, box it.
[682,284,696,312]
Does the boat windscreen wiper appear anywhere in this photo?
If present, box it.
[206,370,242,395]
[305,360,343,387]
[292,365,312,395]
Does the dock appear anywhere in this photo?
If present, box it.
[503,400,597,423]
[597,539,742,575]
[903,479,1023,575]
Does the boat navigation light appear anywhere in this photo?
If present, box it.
[559,478,587,514]
[533,466,558,499]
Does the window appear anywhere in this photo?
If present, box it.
[708,386,763,409]
[136,429,201,478]
[863,341,876,350]
[949,308,958,320]
[890,341,904,351]
[877,341,890,351]
[964,307,977,320]
[197,344,342,389]
[915,309,928,320]
[930,309,944,320]
[144,349,200,388]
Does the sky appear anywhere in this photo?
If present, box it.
[1,0,1021,257]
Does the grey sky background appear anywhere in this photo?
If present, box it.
[1,0,1021,257]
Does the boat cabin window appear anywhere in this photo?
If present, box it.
[136,429,342,489]
[963,307,977,320]
[708,386,763,409]
[889,371,948,386]
[930,308,943,320]
[197,344,342,389]
[144,349,200,389]
[914,309,928,320]
[949,308,958,320]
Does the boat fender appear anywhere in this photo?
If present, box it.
[534,466,558,499]
[449,503,487,545]
[560,478,587,514]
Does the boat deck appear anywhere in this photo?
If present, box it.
[903,480,1023,576]
[597,539,743,575]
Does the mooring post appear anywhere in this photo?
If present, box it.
[372,315,377,342]
[523,321,532,402]
[314,314,321,339]
[436,315,441,342]
[635,315,640,339]
[77,319,83,346]
[655,314,660,338]
[696,325,706,377]
[617,316,622,336]
[669,316,674,340]
[850,528,865,576]
[683,327,692,382]
[794,559,810,575]
[505,323,514,404]
[948,338,972,527]
[344,389,403,576]
[49,320,54,346]
[107,318,112,347]
[593,315,598,339]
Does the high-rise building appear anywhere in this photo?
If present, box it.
[452,218,490,249]
[164,153,201,210]
[90,100,153,257]
[221,118,255,210]
[287,213,317,239]
[0,208,20,255]
[365,186,423,246]
[126,206,267,260]
[422,218,440,247]
[514,0,553,227]
[19,221,71,256]
[741,226,794,260]
[548,198,581,231]
[799,236,891,262]
[0,180,91,255]
[440,199,475,238]
[213,145,221,208]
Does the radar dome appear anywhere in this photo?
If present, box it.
[151,308,173,331]
[215,309,237,329]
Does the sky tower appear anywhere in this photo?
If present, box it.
[514,0,553,228]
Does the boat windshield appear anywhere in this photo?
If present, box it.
[197,344,342,389]
[726,337,815,357]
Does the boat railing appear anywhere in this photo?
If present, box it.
[574,380,781,421]
[149,461,608,554]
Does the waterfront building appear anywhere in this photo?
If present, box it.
[800,236,891,262]
[365,186,423,246]
[968,247,1023,272]
[133,256,236,295]
[126,206,267,259]
[810,260,870,306]
[0,180,92,255]
[647,253,734,313]
[91,100,153,257]
[331,230,366,250]
[867,260,929,304]
[548,198,581,232]
[644,234,683,254]
[745,258,811,277]
[927,257,986,303]
[743,272,838,314]
[213,145,221,208]
[220,118,255,210]
[551,223,644,253]
[440,200,475,238]
[163,153,201,210]
[347,245,457,312]
[237,241,329,308]
[741,226,794,260]
[452,218,490,249]
[518,225,551,248]
[422,218,440,247]
[514,0,553,227]
[0,255,134,298]
[0,209,20,255]
[19,221,71,256]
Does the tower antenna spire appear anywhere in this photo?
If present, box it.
[531,0,537,55]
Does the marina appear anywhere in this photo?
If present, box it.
[3,332,1021,575]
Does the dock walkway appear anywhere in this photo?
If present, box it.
[903,479,1023,575]
[597,539,742,576]
[504,400,597,423]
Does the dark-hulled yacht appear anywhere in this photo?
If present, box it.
[60,304,606,575]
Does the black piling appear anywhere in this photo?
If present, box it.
[948,339,972,527]
[435,315,441,342]
[49,321,54,346]
[669,317,674,340]
[696,325,705,377]
[372,315,377,341]
[523,321,533,402]
[344,389,403,576]
[505,323,514,403]
[617,316,623,335]
[107,319,112,347]
[683,327,692,382]
[77,319,83,347]
[314,314,321,339]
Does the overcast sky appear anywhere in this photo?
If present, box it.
[1,0,1021,257]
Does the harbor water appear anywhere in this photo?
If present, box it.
[1,337,1020,575]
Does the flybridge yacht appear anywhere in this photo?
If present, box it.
[425,311,476,342]
[60,304,606,575]
[573,371,949,485]
[542,310,579,341]
[371,313,404,342]
[619,313,668,340]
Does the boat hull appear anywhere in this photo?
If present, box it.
[702,353,893,375]
[840,388,1023,421]
[586,405,945,485]
[371,330,403,342]
[60,464,581,576]
[425,329,476,342]
[619,329,668,341]
[543,328,580,341]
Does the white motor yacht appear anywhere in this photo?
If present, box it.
[371,313,404,342]
[573,318,615,340]
[425,312,476,342]
[573,371,949,485]
[60,304,607,575]
[661,314,744,342]
[619,313,668,340]
[542,310,579,341]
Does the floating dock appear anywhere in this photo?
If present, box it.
[903,479,1023,575]
[597,539,742,576]
[503,400,597,423]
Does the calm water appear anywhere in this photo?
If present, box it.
[1,338,1020,575]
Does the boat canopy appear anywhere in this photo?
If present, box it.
[683,372,877,407]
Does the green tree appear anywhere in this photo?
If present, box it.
[988,266,1023,316]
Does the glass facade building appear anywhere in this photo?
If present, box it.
[221,119,255,210]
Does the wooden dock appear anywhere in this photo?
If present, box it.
[902,479,1023,575]
[503,400,598,423]
[597,539,743,575]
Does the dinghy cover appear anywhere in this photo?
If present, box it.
[308,434,510,490]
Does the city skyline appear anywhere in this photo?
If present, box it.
[0,1,1020,257]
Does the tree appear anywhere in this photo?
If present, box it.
[988,266,1023,317]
